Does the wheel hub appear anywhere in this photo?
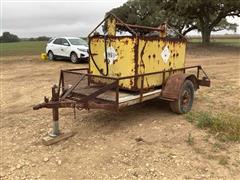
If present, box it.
[182,90,190,107]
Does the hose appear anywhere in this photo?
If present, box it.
[88,35,109,76]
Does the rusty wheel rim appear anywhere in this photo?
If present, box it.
[181,90,191,109]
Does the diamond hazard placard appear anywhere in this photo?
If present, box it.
[161,46,171,64]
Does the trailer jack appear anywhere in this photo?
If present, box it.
[41,85,74,146]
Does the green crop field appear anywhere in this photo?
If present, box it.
[188,38,240,47]
[0,41,47,56]
[0,37,239,57]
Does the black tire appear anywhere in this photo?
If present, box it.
[48,51,55,61]
[70,52,79,64]
[170,80,194,114]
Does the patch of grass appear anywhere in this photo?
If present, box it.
[186,111,240,142]
[218,156,229,166]
[193,147,206,154]
[207,154,229,166]
[212,142,226,151]
[203,134,211,142]
[0,41,46,56]
[186,133,194,146]
[236,160,240,165]
[207,154,216,160]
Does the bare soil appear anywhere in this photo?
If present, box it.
[1,45,240,179]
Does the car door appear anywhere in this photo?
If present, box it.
[51,38,62,56]
[58,38,71,57]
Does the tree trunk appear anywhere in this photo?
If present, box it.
[201,27,211,45]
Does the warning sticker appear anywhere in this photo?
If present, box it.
[161,46,171,64]
[105,46,118,65]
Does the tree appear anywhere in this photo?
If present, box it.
[107,0,240,44]
[175,0,240,44]
[36,36,50,41]
[0,32,20,43]
[28,36,50,41]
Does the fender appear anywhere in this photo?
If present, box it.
[161,73,199,100]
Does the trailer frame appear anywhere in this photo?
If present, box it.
[33,65,209,137]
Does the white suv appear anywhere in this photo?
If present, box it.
[46,37,89,63]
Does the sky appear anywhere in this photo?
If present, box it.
[1,0,239,38]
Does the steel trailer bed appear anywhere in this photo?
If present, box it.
[34,65,209,111]
[33,65,210,144]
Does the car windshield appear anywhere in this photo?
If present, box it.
[47,38,54,43]
[68,38,87,46]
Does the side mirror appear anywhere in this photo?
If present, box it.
[63,42,70,46]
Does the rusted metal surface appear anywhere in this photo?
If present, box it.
[33,66,210,112]
[133,36,140,91]
[76,81,117,103]
[51,85,60,136]
[161,73,192,100]
[88,14,187,91]
[88,13,137,37]
[89,36,137,90]
[161,66,210,100]
[61,74,86,100]
[33,65,210,140]
[198,78,210,87]
[116,22,165,33]
[33,13,211,141]
[88,35,187,91]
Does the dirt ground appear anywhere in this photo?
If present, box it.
[1,45,240,179]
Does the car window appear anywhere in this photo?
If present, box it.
[53,38,61,45]
[61,38,69,45]
[47,38,54,44]
[68,38,87,46]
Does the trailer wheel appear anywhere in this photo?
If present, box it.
[170,80,194,114]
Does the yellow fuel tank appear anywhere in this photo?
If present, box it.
[89,14,186,91]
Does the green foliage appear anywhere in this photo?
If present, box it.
[186,133,194,146]
[186,111,240,142]
[0,32,20,43]
[28,36,50,41]
[107,0,240,44]
[213,19,238,32]
[218,156,229,166]
[176,0,240,43]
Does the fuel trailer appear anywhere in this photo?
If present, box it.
[33,14,210,143]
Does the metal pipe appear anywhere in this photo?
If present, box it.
[116,22,165,32]
[118,65,201,80]
[115,80,119,107]
[49,85,60,137]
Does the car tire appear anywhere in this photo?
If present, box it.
[70,52,79,64]
[48,51,55,61]
[169,80,194,114]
